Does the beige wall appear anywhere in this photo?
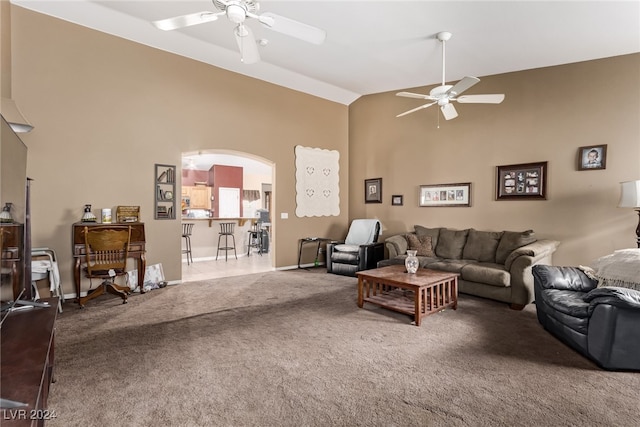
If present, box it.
[8,6,640,296]
[350,54,640,266]
[10,6,349,294]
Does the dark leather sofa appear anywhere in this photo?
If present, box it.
[532,265,640,371]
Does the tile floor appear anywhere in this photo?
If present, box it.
[181,251,273,283]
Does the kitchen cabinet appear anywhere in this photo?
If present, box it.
[182,186,212,210]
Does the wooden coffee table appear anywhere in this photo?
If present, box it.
[356,265,459,326]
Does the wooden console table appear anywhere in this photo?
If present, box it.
[72,222,146,302]
[1,297,59,425]
[357,265,459,326]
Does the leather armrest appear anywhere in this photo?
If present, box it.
[358,242,385,270]
[584,287,640,311]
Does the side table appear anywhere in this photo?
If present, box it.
[297,237,333,269]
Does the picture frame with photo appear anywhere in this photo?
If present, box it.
[364,178,382,203]
[578,144,607,171]
[496,161,547,200]
[419,183,471,207]
[391,195,403,206]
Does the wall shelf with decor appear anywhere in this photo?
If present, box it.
[155,164,176,220]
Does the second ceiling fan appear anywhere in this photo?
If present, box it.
[396,31,505,121]
[152,0,326,64]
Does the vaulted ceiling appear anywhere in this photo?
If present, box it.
[12,1,640,105]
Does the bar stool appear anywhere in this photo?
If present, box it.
[247,222,263,256]
[216,222,237,261]
[182,223,194,265]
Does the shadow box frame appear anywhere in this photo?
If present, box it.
[419,182,471,207]
[391,195,403,206]
[496,161,548,200]
[365,178,382,204]
[577,144,607,171]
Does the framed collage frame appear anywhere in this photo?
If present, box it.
[496,161,547,200]
[419,183,471,207]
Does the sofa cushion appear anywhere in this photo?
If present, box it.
[462,229,504,263]
[406,234,435,257]
[540,288,591,319]
[435,228,469,260]
[414,226,441,249]
[427,259,476,274]
[461,262,510,287]
[330,251,359,264]
[495,230,536,264]
[537,290,591,334]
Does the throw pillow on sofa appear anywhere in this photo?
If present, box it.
[462,229,504,263]
[414,225,441,249]
[435,229,469,260]
[495,230,536,264]
[406,234,435,257]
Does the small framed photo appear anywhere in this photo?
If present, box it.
[496,161,547,200]
[578,144,607,170]
[391,195,403,206]
[419,183,471,207]
[365,178,382,203]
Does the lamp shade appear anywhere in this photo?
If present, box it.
[0,97,33,133]
[618,180,640,208]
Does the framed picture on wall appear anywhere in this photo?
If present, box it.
[578,144,607,170]
[391,195,403,206]
[419,183,471,207]
[496,161,547,200]
[365,178,382,203]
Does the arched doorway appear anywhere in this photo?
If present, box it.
[181,149,274,281]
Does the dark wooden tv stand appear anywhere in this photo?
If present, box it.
[1,297,59,426]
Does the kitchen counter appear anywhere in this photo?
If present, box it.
[181,217,258,227]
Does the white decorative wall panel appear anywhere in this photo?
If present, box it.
[295,145,340,217]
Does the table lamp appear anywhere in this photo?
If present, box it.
[81,204,97,222]
[0,202,13,223]
[618,180,640,248]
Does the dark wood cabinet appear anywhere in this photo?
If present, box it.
[1,221,24,301]
[1,297,59,426]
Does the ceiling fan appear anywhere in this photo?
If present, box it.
[152,0,326,64]
[396,31,504,121]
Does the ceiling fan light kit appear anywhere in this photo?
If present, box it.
[152,0,326,64]
[396,31,505,121]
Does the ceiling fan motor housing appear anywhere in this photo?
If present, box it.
[214,0,259,14]
[227,4,247,23]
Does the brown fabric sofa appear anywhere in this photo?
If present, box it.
[378,226,560,309]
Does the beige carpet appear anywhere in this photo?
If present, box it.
[47,269,639,426]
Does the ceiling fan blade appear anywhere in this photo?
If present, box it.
[447,76,480,97]
[396,92,433,100]
[258,12,326,45]
[234,25,260,64]
[440,103,458,120]
[457,94,505,104]
[396,102,437,118]
[152,11,223,31]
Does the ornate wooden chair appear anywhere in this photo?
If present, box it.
[80,225,132,307]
